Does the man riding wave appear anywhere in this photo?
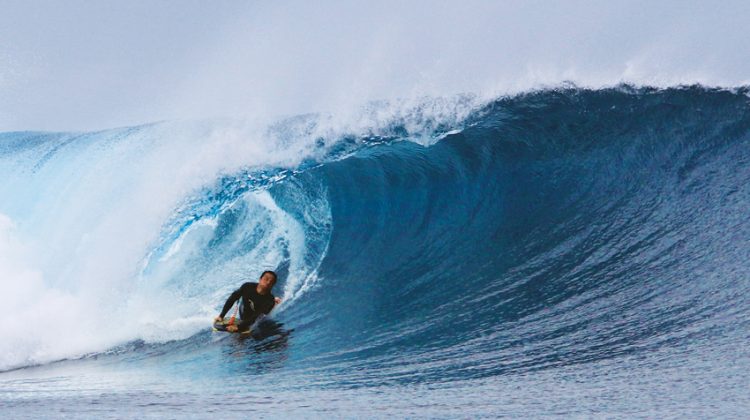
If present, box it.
[214,270,282,333]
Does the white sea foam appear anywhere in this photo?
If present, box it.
[0,121,288,369]
[0,95,468,370]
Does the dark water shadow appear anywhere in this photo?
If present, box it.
[222,319,294,375]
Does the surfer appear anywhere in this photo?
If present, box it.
[214,271,282,333]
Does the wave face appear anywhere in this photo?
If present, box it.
[2,86,750,416]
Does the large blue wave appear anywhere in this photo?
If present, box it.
[275,86,750,382]
[1,86,750,416]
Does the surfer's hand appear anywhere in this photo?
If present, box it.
[226,325,238,333]
[274,297,282,305]
[214,316,223,323]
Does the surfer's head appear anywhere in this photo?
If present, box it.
[257,270,278,294]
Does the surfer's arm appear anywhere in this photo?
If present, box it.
[264,298,277,314]
[218,288,242,319]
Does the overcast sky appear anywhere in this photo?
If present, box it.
[1,0,749,132]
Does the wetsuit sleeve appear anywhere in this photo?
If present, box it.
[219,287,242,318]
[264,297,276,314]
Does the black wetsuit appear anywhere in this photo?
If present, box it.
[219,282,276,331]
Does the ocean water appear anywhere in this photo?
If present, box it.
[1,86,750,417]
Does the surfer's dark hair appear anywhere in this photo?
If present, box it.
[260,270,278,282]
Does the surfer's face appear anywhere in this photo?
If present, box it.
[258,273,276,293]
